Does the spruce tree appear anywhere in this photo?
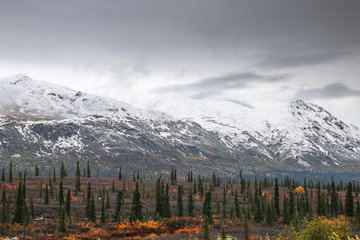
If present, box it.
[234,191,240,219]
[155,178,163,218]
[118,166,122,180]
[113,191,123,222]
[265,203,273,226]
[203,218,211,240]
[87,160,91,178]
[101,196,106,224]
[283,194,290,224]
[58,179,64,207]
[75,161,81,192]
[57,205,67,232]
[44,184,49,204]
[188,190,195,217]
[289,190,295,219]
[85,182,92,219]
[274,178,280,217]
[90,194,96,222]
[164,184,171,218]
[35,165,40,176]
[203,190,213,224]
[243,212,250,240]
[60,162,65,180]
[9,161,12,183]
[345,182,354,217]
[66,189,71,216]
[53,167,56,182]
[13,174,24,224]
[177,185,184,217]
[130,181,143,222]
[330,178,338,216]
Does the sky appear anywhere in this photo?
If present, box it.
[0,0,360,125]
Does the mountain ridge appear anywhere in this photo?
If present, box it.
[0,74,359,178]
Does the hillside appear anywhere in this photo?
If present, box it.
[0,74,359,178]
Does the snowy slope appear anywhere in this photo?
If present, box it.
[0,74,142,120]
[146,93,360,167]
[0,74,359,176]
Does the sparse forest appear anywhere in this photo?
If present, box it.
[1,161,360,239]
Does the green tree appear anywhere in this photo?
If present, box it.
[65,189,71,216]
[58,179,64,206]
[187,190,195,217]
[12,173,24,224]
[113,191,123,222]
[330,178,338,216]
[274,178,280,217]
[57,205,67,232]
[345,182,354,217]
[9,161,13,183]
[101,196,106,224]
[203,191,213,224]
[129,181,143,222]
[177,185,184,217]
[44,184,49,204]
[243,212,250,240]
[35,165,40,176]
[85,182,92,219]
[86,160,91,178]
[75,161,81,192]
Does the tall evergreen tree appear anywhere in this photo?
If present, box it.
[113,191,123,222]
[345,182,354,217]
[85,182,92,219]
[57,205,67,232]
[203,190,213,224]
[164,184,171,218]
[89,194,96,222]
[330,178,338,216]
[35,165,40,176]
[177,185,184,217]
[283,194,290,224]
[234,191,240,219]
[101,196,106,224]
[86,160,91,178]
[58,179,64,207]
[155,178,163,218]
[9,161,13,183]
[13,174,24,224]
[118,166,122,180]
[60,162,65,180]
[265,203,273,226]
[53,167,56,182]
[75,161,81,192]
[130,181,143,222]
[65,189,71,216]
[188,190,195,217]
[274,178,280,217]
[44,184,49,204]
[243,212,250,240]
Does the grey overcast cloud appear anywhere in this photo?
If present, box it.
[1,0,360,125]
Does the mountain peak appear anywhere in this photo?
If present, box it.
[0,73,31,84]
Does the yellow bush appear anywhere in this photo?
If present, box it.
[277,216,355,240]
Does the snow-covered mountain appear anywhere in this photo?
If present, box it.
[146,93,360,168]
[0,74,359,177]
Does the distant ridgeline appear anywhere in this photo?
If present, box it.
[0,74,360,180]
